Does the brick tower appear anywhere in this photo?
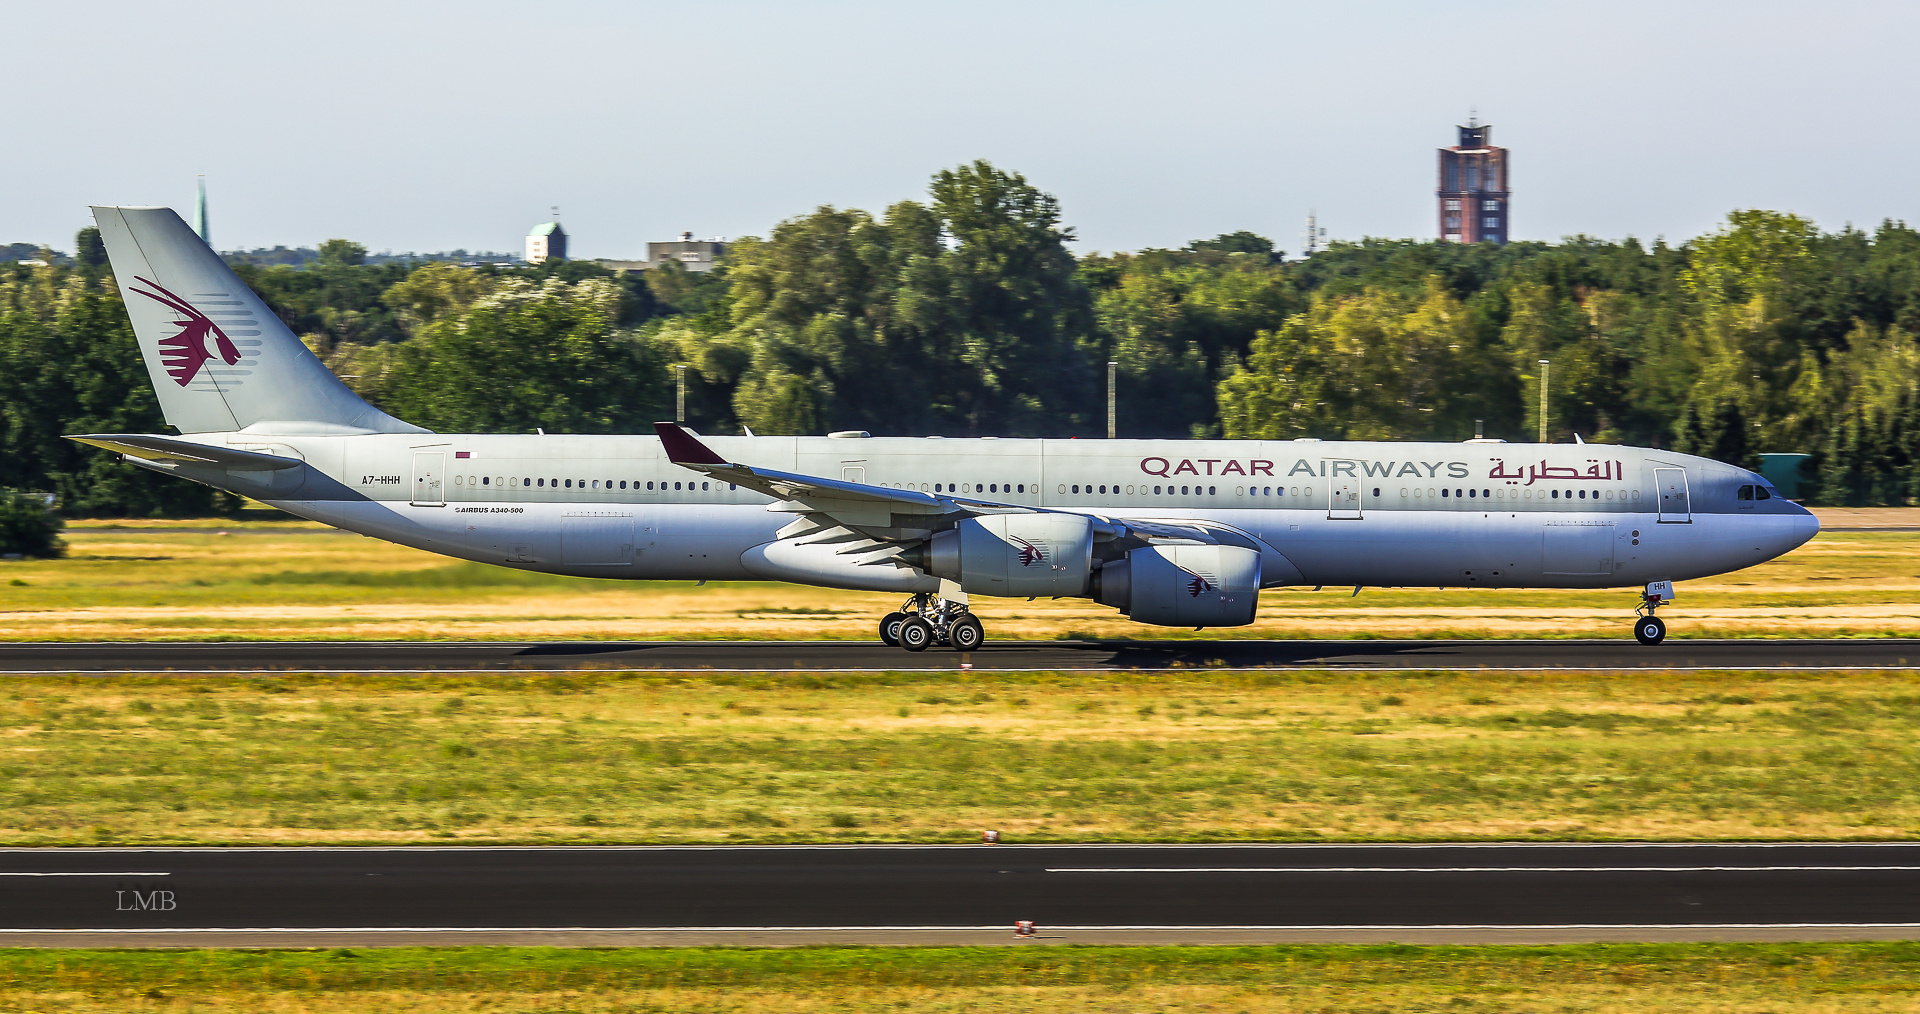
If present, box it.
[1437,118,1509,244]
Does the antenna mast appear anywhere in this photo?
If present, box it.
[1301,210,1326,258]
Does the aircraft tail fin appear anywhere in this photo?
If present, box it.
[90,206,426,435]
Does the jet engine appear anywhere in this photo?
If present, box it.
[902,514,1094,597]
[1090,544,1262,627]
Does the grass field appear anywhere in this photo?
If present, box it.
[2,942,1918,1012]
[0,517,1914,640]
[6,667,1920,845]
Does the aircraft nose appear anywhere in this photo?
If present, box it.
[1781,501,1820,553]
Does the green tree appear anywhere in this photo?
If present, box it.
[1218,280,1502,441]
[1187,230,1279,260]
[379,277,671,433]
[0,265,223,515]
[0,490,64,557]
[705,161,1096,436]
[317,239,368,267]
[74,227,107,271]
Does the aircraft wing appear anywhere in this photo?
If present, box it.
[654,422,1020,528]
[65,433,304,471]
[653,423,1242,550]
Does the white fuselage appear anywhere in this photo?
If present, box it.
[172,432,1818,597]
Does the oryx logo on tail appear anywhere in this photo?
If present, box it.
[128,276,241,386]
[1012,536,1046,567]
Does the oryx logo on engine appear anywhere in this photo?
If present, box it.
[1012,537,1046,567]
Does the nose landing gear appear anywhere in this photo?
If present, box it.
[1633,580,1674,645]
[881,592,985,652]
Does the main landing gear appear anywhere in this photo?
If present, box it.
[880,593,985,652]
[1633,580,1674,645]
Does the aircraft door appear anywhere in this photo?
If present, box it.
[411,451,445,506]
[842,465,865,484]
[1324,460,1363,520]
[1654,467,1691,523]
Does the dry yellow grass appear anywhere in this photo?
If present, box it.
[0,514,1913,640]
[7,668,1920,845]
[6,943,1920,1012]
[6,982,1914,1012]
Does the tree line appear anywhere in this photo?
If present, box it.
[5,160,1920,517]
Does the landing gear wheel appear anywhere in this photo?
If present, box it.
[949,614,984,651]
[898,615,934,652]
[1634,615,1667,645]
[879,612,906,647]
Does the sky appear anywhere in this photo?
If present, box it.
[4,0,1917,259]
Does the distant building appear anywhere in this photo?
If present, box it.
[593,232,729,274]
[648,232,727,272]
[1437,118,1509,244]
[526,221,568,264]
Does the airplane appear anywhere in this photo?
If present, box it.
[70,206,1819,650]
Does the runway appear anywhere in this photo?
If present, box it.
[0,638,1915,672]
[6,843,1920,947]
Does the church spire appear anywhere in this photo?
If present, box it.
[193,176,210,247]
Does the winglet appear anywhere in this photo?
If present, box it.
[653,421,729,465]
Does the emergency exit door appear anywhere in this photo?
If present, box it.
[412,451,445,506]
[1654,467,1690,523]
[1325,460,1363,520]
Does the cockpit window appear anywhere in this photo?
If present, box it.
[1737,484,1755,501]
[1756,485,1773,500]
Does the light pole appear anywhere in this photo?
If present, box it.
[1537,359,1550,444]
[675,364,687,425]
[1107,360,1117,439]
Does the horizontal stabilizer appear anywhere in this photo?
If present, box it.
[65,433,304,471]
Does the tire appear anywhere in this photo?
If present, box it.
[898,615,934,652]
[1634,615,1667,645]
[949,614,984,651]
[879,611,906,647]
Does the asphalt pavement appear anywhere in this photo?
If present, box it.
[0,638,1913,672]
[4,843,1920,946]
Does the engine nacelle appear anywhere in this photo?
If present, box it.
[1091,544,1261,627]
[908,514,1094,597]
